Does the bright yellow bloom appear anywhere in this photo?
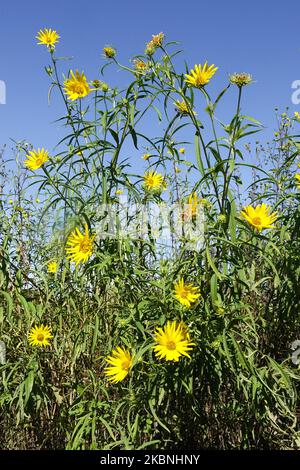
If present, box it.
[295,174,300,187]
[174,278,200,308]
[241,203,278,232]
[36,28,59,48]
[24,148,49,171]
[64,70,91,101]
[104,347,133,383]
[153,321,195,362]
[179,147,185,154]
[142,153,151,160]
[103,45,116,58]
[66,224,95,265]
[116,189,124,195]
[143,171,164,191]
[185,62,218,88]
[28,325,53,348]
[294,112,300,120]
[47,261,58,273]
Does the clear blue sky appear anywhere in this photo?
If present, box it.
[1,0,300,158]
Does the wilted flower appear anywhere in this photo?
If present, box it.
[149,32,164,48]
[133,59,149,74]
[229,72,253,87]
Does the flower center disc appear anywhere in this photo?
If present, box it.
[79,239,90,253]
[121,360,130,371]
[167,341,176,350]
[252,217,261,225]
[37,333,45,342]
[179,288,188,299]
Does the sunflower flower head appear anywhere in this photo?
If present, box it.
[185,62,218,88]
[142,153,151,161]
[153,320,195,362]
[229,72,253,87]
[66,224,95,265]
[64,70,91,101]
[36,28,59,49]
[174,278,200,308]
[28,325,53,348]
[24,148,49,171]
[104,347,133,383]
[179,147,185,154]
[241,203,278,232]
[143,171,164,192]
[295,174,300,188]
[103,45,116,59]
[47,261,58,273]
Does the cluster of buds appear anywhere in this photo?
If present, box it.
[145,32,165,56]
[92,80,109,92]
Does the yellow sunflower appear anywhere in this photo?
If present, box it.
[104,347,133,383]
[47,261,58,273]
[179,148,185,154]
[174,278,200,308]
[64,70,91,101]
[66,224,95,265]
[142,153,151,160]
[28,325,53,348]
[185,62,218,88]
[241,203,278,232]
[143,171,164,191]
[153,320,195,362]
[24,148,49,171]
[36,28,59,48]
[295,174,300,187]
